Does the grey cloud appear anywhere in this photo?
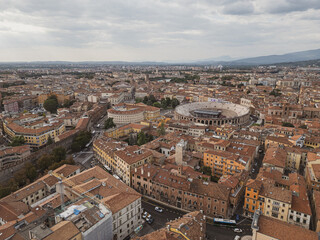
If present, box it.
[259,0,320,14]
[0,0,319,61]
[222,1,255,15]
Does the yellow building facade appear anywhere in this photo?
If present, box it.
[203,150,245,177]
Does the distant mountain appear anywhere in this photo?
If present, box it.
[195,48,320,66]
[1,48,320,67]
[232,48,320,65]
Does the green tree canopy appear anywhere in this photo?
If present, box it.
[71,131,92,152]
[47,136,54,145]
[43,95,59,113]
[171,98,180,108]
[137,131,147,146]
[104,118,116,129]
[201,166,212,176]
[153,102,161,108]
[24,162,37,182]
[282,122,294,128]
[52,147,66,162]
[157,122,166,136]
[10,136,25,147]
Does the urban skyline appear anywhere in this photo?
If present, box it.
[1,0,320,62]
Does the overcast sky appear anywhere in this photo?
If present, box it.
[0,0,320,62]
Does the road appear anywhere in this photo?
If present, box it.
[139,199,252,240]
[251,150,265,179]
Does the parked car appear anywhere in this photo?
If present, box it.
[234,228,243,233]
[146,216,154,224]
[142,212,148,219]
[155,207,163,213]
[234,236,241,240]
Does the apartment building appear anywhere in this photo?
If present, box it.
[244,169,312,229]
[93,137,128,172]
[203,150,247,177]
[304,136,320,149]
[0,145,31,170]
[3,114,66,147]
[131,164,230,218]
[105,123,148,139]
[0,164,80,226]
[265,135,294,149]
[305,152,320,192]
[219,170,249,214]
[114,145,153,185]
[251,211,317,240]
[107,103,160,125]
[57,166,142,240]
[262,147,287,173]
[312,190,320,232]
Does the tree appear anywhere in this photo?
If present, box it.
[52,147,66,162]
[71,131,92,152]
[246,90,251,94]
[135,97,143,103]
[149,95,157,103]
[270,89,281,97]
[62,99,75,108]
[104,118,116,129]
[10,136,25,147]
[37,154,54,173]
[161,98,168,109]
[210,176,220,182]
[137,131,147,146]
[13,169,27,188]
[128,133,137,145]
[165,97,172,107]
[201,166,212,176]
[143,96,149,104]
[171,98,180,108]
[24,162,37,182]
[157,122,166,136]
[282,122,294,128]
[43,95,59,113]
[47,136,53,145]
[153,102,161,108]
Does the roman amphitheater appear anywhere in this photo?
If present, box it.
[174,101,250,126]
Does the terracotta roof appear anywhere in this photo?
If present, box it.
[260,182,292,204]
[263,147,286,168]
[0,145,31,157]
[257,215,318,240]
[44,221,80,240]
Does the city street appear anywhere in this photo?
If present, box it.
[138,199,252,240]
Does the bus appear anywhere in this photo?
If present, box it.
[213,218,236,226]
